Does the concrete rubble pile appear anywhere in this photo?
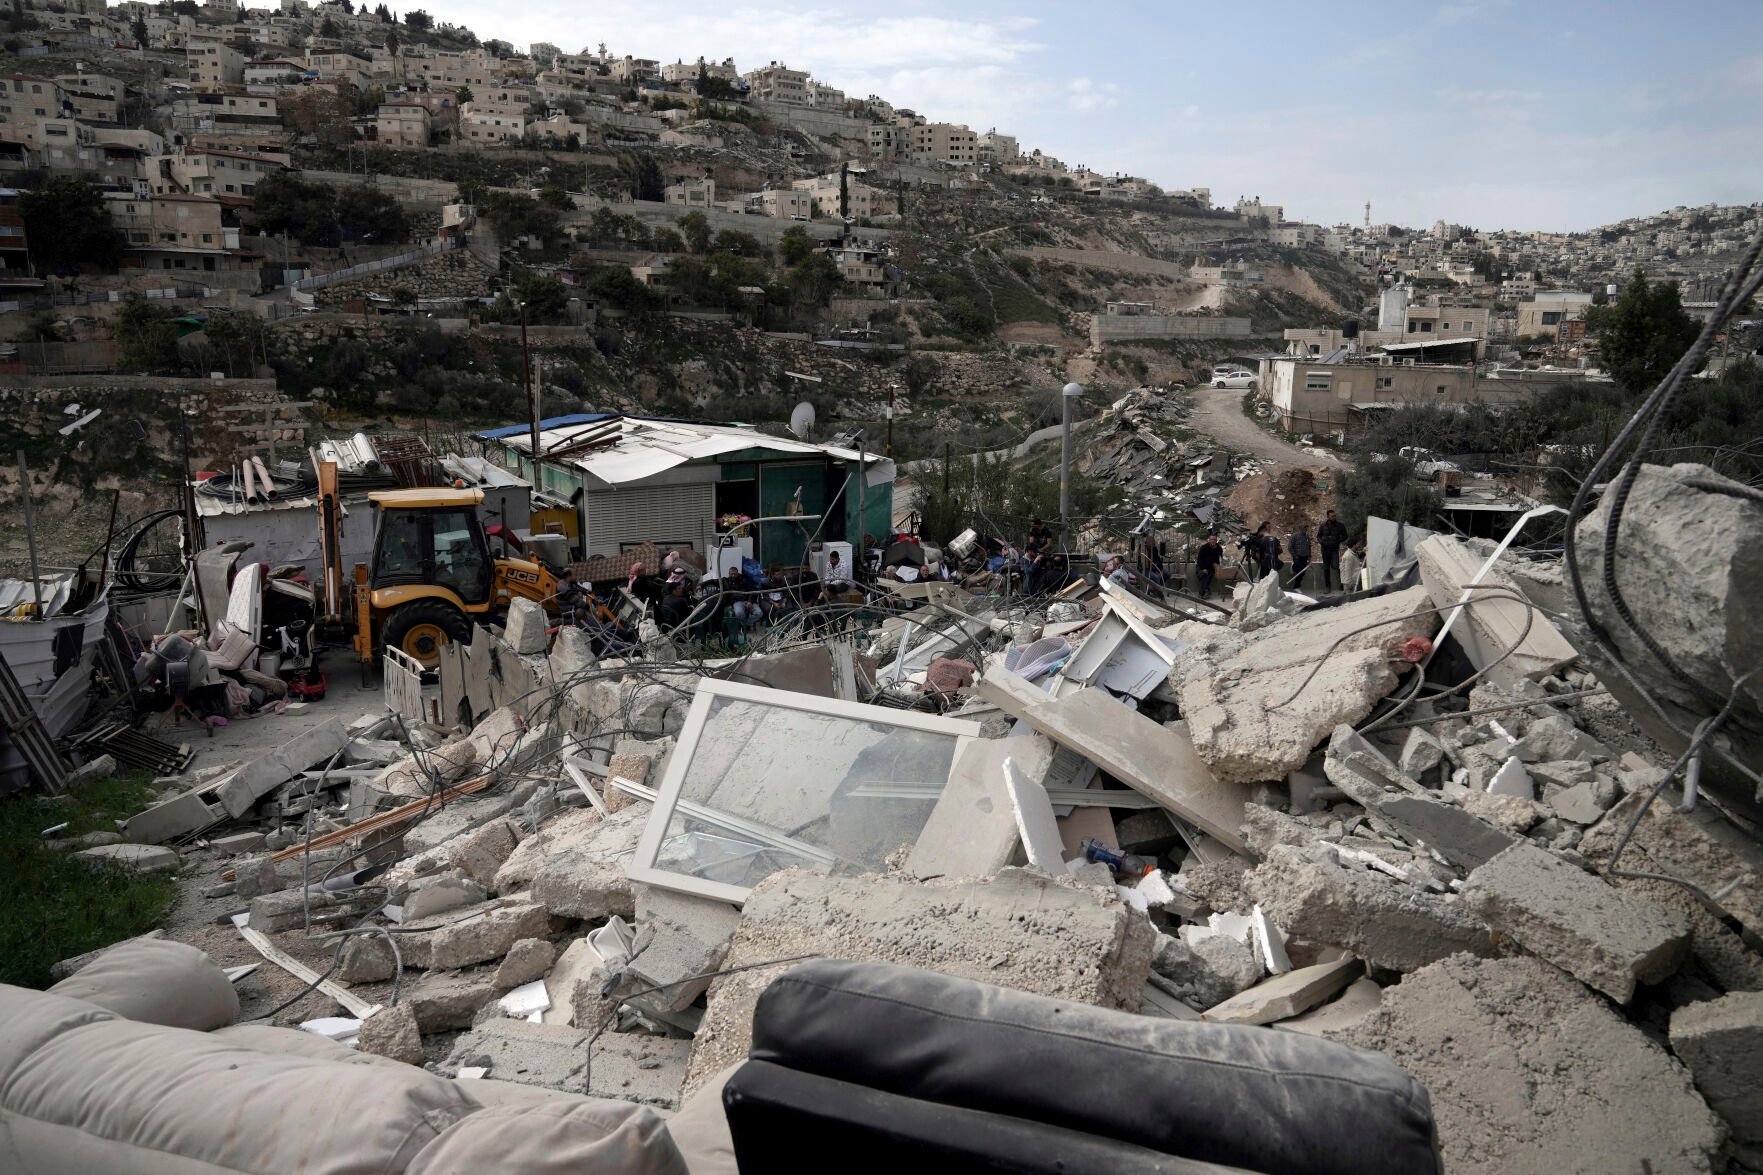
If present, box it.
[86,465,1763,1170]
[1071,386,1269,526]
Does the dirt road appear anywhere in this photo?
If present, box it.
[1187,384,1345,468]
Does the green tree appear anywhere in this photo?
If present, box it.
[650,227,685,254]
[389,286,416,310]
[492,270,570,323]
[615,151,664,202]
[778,224,814,266]
[20,177,118,274]
[787,251,842,309]
[114,300,179,372]
[130,12,146,44]
[403,7,431,29]
[1334,457,1442,537]
[676,211,711,254]
[383,29,398,56]
[455,85,473,104]
[318,15,340,38]
[709,228,764,258]
[535,183,575,211]
[1587,267,1700,394]
[583,265,658,313]
[478,191,564,248]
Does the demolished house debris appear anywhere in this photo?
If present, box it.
[9,405,1763,1175]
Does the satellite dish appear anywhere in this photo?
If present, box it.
[788,401,816,439]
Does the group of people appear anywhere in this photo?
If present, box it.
[552,548,870,652]
[1230,510,1358,593]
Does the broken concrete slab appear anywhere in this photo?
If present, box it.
[907,733,1053,881]
[405,970,498,1032]
[1460,788,1544,834]
[1512,714,1608,765]
[400,898,556,971]
[1343,954,1724,1175]
[493,938,556,990]
[1670,991,1763,1166]
[1202,957,1361,1026]
[338,934,397,984]
[682,866,1158,1099]
[1276,977,1383,1038]
[1462,841,1691,1003]
[402,874,488,919]
[1244,844,1496,973]
[1003,757,1066,872]
[1323,725,1518,871]
[63,754,117,789]
[440,1016,591,1092]
[1173,585,1441,786]
[1546,780,1611,826]
[588,1032,692,1110]
[1398,727,1446,780]
[382,736,483,800]
[529,806,648,921]
[492,806,603,895]
[505,597,550,655]
[211,831,267,855]
[1150,932,1261,1010]
[447,820,518,889]
[1580,791,1763,943]
[974,673,1252,854]
[73,843,180,874]
[217,718,349,819]
[542,937,610,1028]
[1417,535,1578,684]
[122,788,222,844]
[356,1003,423,1066]
[627,885,742,1012]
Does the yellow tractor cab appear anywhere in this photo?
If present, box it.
[356,487,557,667]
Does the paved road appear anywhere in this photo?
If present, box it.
[1187,383,1345,467]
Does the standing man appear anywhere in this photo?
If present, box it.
[1254,522,1282,583]
[1317,509,1348,591]
[1195,532,1223,598]
[1023,516,1053,595]
[1286,527,1312,591]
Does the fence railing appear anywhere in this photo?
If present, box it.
[0,285,217,316]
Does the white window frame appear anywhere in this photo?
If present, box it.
[1303,371,1333,392]
[626,678,982,905]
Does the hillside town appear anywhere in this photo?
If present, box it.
[1,1,1762,1173]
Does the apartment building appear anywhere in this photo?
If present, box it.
[0,76,68,134]
[1499,272,1537,300]
[911,122,976,165]
[748,187,811,219]
[791,172,896,221]
[744,62,808,105]
[461,104,524,143]
[301,50,374,88]
[148,146,287,197]
[664,176,715,208]
[1517,291,1594,339]
[189,39,244,91]
[55,73,125,122]
[976,129,1018,164]
[103,191,243,272]
[1260,358,1480,434]
[375,101,430,148]
[243,59,308,85]
[808,80,844,108]
[660,57,739,85]
[608,55,658,85]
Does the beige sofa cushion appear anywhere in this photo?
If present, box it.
[407,1098,689,1175]
[1,989,477,1173]
[47,939,238,1032]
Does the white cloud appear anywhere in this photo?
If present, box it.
[1067,78,1119,114]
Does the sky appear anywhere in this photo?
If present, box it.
[414,0,1763,232]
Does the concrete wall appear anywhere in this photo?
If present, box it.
[1263,360,1510,433]
[1090,315,1252,345]
[749,99,869,141]
[301,170,459,207]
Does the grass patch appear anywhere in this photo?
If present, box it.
[0,773,178,990]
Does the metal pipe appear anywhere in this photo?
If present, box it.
[15,451,43,617]
[1059,382,1082,546]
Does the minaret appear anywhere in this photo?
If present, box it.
[1364,201,1371,231]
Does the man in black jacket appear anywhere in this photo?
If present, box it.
[1195,532,1224,598]
[1318,510,1348,590]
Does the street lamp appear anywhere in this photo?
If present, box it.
[1059,381,1082,546]
[518,299,539,466]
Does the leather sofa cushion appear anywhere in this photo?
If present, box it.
[747,960,1440,1175]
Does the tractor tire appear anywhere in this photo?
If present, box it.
[381,599,473,668]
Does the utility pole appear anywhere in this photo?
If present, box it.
[1059,382,1082,547]
[885,382,897,458]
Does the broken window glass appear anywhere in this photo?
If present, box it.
[629,682,981,903]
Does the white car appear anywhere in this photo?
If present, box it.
[1213,371,1257,389]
